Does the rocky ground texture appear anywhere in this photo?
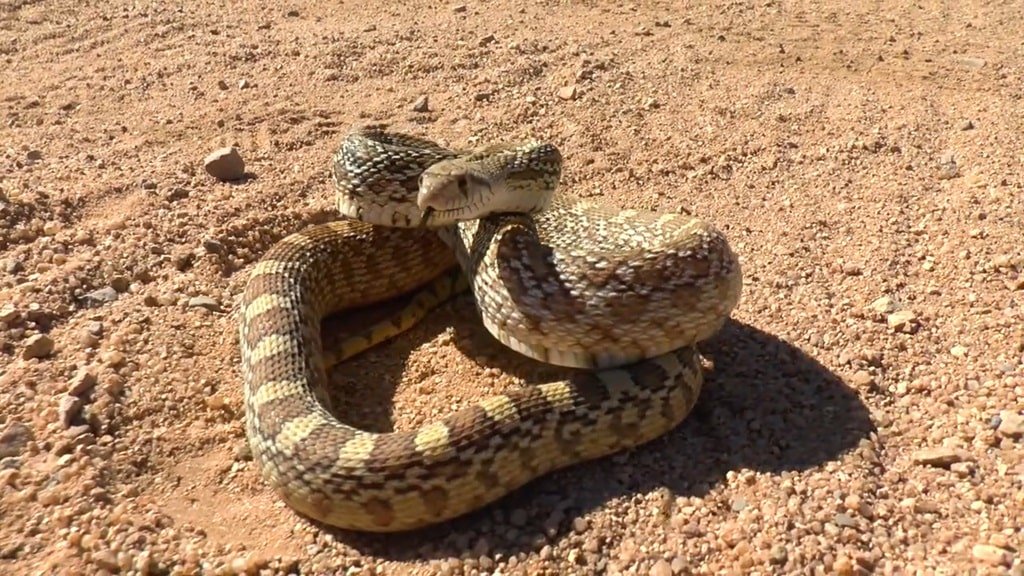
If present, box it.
[1,1,1022,574]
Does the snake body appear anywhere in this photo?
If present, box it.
[239,125,742,532]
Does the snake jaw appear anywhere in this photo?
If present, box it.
[419,207,435,228]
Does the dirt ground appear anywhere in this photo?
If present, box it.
[2,1,1023,574]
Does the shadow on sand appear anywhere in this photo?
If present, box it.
[316,293,874,559]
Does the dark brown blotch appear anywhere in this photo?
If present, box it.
[419,486,449,518]
[364,497,396,528]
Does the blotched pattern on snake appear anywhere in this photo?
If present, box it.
[239,124,743,532]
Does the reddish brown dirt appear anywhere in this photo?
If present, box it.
[1,1,1022,575]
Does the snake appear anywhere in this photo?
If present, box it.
[238,124,743,532]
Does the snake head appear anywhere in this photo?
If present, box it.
[417,150,558,226]
[417,161,496,225]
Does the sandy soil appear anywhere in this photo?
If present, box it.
[2,1,1023,574]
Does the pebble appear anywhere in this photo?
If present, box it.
[971,544,1012,567]
[110,276,130,292]
[850,370,875,388]
[959,56,987,69]
[188,296,222,312]
[0,305,19,324]
[412,95,430,112]
[950,345,968,358]
[886,310,918,333]
[86,321,104,336]
[234,443,252,461]
[82,286,119,307]
[869,295,898,314]
[58,395,83,428]
[80,330,100,348]
[912,447,969,467]
[833,555,855,575]
[101,350,126,368]
[950,461,975,477]
[68,364,98,397]
[202,238,226,255]
[0,422,33,459]
[134,551,154,573]
[92,549,119,571]
[649,559,672,576]
[572,517,589,534]
[452,4,466,13]
[557,85,578,101]
[65,425,92,440]
[204,147,245,181]
[22,334,55,359]
[834,513,857,528]
[996,410,1024,438]
[936,156,958,180]
[173,250,199,271]
[959,119,974,130]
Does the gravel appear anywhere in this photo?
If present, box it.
[1,1,1022,574]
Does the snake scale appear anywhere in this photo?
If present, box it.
[239,124,743,532]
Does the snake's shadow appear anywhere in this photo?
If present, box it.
[319,294,875,560]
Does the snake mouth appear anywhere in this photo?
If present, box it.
[419,207,435,227]
[418,205,481,227]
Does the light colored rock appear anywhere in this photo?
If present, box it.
[0,305,19,324]
[649,559,672,576]
[82,286,119,307]
[58,395,83,428]
[203,147,245,181]
[850,370,874,388]
[959,56,987,69]
[869,296,898,315]
[996,411,1024,438]
[557,85,578,100]
[971,544,1012,567]
[188,296,222,312]
[887,310,918,333]
[912,447,969,467]
[22,334,54,359]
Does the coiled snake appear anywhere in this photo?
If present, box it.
[239,125,743,532]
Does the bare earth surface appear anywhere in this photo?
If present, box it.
[2,1,1023,574]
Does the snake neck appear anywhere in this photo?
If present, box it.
[331,129,459,228]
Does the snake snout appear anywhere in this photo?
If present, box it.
[417,173,467,212]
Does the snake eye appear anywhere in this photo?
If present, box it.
[457,175,469,198]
